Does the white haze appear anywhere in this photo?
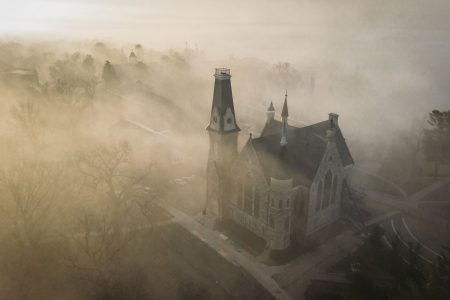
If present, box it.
[2,0,450,159]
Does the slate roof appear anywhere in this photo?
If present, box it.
[206,77,240,134]
[260,119,297,137]
[249,119,354,186]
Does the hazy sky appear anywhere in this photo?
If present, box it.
[3,0,450,60]
[2,0,450,136]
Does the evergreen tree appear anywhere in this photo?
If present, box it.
[102,60,120,89]
[423,110,450,177]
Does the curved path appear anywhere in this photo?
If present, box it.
[355,169,450,265]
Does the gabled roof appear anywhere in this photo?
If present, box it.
[260,119,297,137]
[247,119,354,186]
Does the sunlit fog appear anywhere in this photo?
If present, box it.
[1,1,450,299]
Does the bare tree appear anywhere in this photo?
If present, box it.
[76,141,152,233]
[0,161,68,299]
[62,141,154,296]
[48,53,98,108]
[0,161,66,247]
[10,100,45,141]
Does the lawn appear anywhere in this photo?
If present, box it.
[121,223,275,300]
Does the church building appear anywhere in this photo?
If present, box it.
[206,68,354,250]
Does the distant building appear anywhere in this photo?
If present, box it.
[206,68,354,250]
[1,68,39,88]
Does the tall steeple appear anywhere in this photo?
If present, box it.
[206,68,240,221]
[280,91,289,147]
[207,68,240,134]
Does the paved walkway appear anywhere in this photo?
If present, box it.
[157,199,292,300]
[410,177,450,205]
[364,210,400,227]
[354,167,409,200]
[274,229,361,300]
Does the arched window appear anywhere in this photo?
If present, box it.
[323,171,332,208]
[238,182,243,209]
[244,175,254,215]
[254,190,260,218]
[296,192,303,216]
[315,181,323,213]
[269,214,274,228]
[284,217,290,231]
[331,177,338,204]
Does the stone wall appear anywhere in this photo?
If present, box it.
[306,140,349,235]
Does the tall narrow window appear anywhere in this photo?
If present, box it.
[284,217,290,231]
[331,176,338,204]
[269,214,274,228]
[238,182,243,209]
[254,189,260,218]
[323,171,332,208]
[315,181,323,213]
[296,192,303,216]
[244,175,254,214]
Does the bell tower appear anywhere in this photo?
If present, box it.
[206,68,240,221]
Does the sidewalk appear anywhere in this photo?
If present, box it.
[157,199,292,300]
[410,177,450,204]
[274,229,361,300]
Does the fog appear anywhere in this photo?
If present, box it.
[0,1,450,299]
[3,0,450,144]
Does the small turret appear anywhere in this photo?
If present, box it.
[266,102,275,123]
[280,91,289,147]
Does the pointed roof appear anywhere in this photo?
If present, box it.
[207,69,240,134]
[212,77,236,116]
[281,91,289,117]
[268,101,275,112]
[248,119,354,185]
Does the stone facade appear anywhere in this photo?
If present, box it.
[206,68,354,250]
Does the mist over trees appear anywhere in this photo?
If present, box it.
[0,37,448,298]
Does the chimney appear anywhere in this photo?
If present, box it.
[328,113,339,128]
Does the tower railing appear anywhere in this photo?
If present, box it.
[215,68,230,76]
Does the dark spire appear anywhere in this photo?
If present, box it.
[280,91,288,147]
[281,90,289,118]
[207,68,240,134]
[268,101,275,112]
